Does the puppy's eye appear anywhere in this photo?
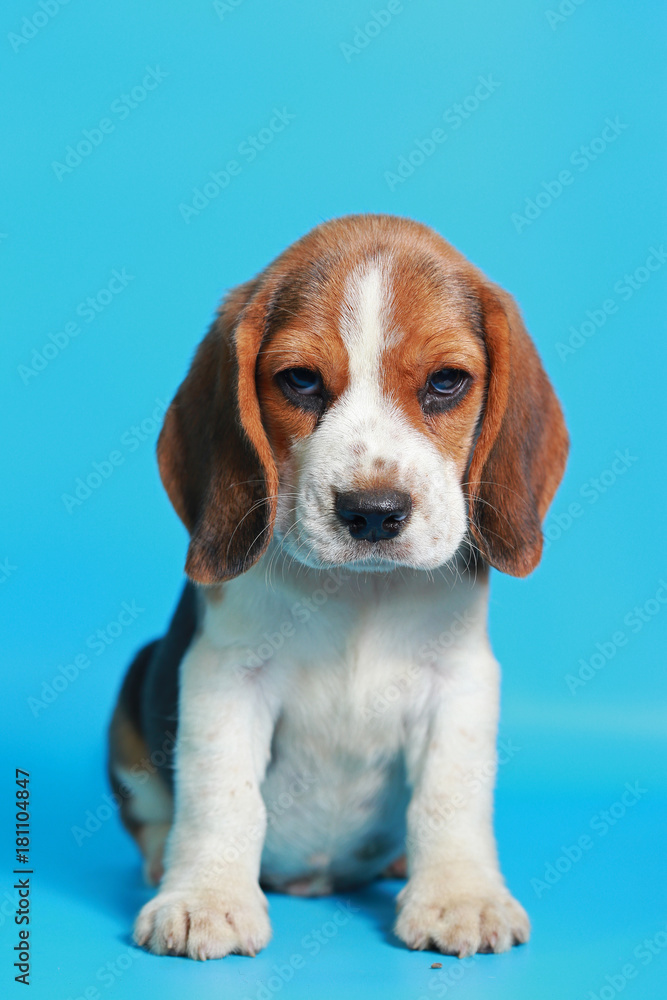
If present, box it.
[428,369,468,394]
[421,368,471,413]
[277,368,327,414]
[280,368,322,395]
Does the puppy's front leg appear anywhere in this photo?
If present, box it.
[134,636,276,960]
[396,645,530,957]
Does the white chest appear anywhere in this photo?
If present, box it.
[200,561,490,892]
[259,657,412,891]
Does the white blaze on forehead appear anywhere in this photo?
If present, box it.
[339,262,398,388]
[283,261,468,570]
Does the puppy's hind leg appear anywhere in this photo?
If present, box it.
[108,643,174,886]
[108,753,172,886]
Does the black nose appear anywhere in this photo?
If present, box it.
[335,490,412,542]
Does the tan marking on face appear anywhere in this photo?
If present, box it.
[256,328,349,470]
[255,256,380,472]
[379,255,488,479]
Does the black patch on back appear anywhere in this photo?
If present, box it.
[137,583,199,786]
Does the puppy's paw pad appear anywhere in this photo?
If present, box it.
[133,889,271,959]
[395,887,530,957]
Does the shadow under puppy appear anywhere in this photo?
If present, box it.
[108,214,568,960]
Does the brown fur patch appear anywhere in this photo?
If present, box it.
[109,701,150,774]
[380,253,487,481]
[157,280,279,584]
[465,283,569,575]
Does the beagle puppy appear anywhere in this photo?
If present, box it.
[108,214,568,960]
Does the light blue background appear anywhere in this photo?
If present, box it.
[2,1,666,997]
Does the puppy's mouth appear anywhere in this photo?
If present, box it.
[283,541,408,573]
[333,548,405,573]
[274,515,417,572]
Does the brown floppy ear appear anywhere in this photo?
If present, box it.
[157,280,278,584]
[467,282,569,577]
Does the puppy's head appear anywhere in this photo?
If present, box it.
[158,215,568,584]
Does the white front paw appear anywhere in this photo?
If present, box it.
[134,885,271,960]
[395,881,530,957]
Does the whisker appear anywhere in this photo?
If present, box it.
[239,518,275,569]
[461,480,529,506]
[461,491,514,530]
